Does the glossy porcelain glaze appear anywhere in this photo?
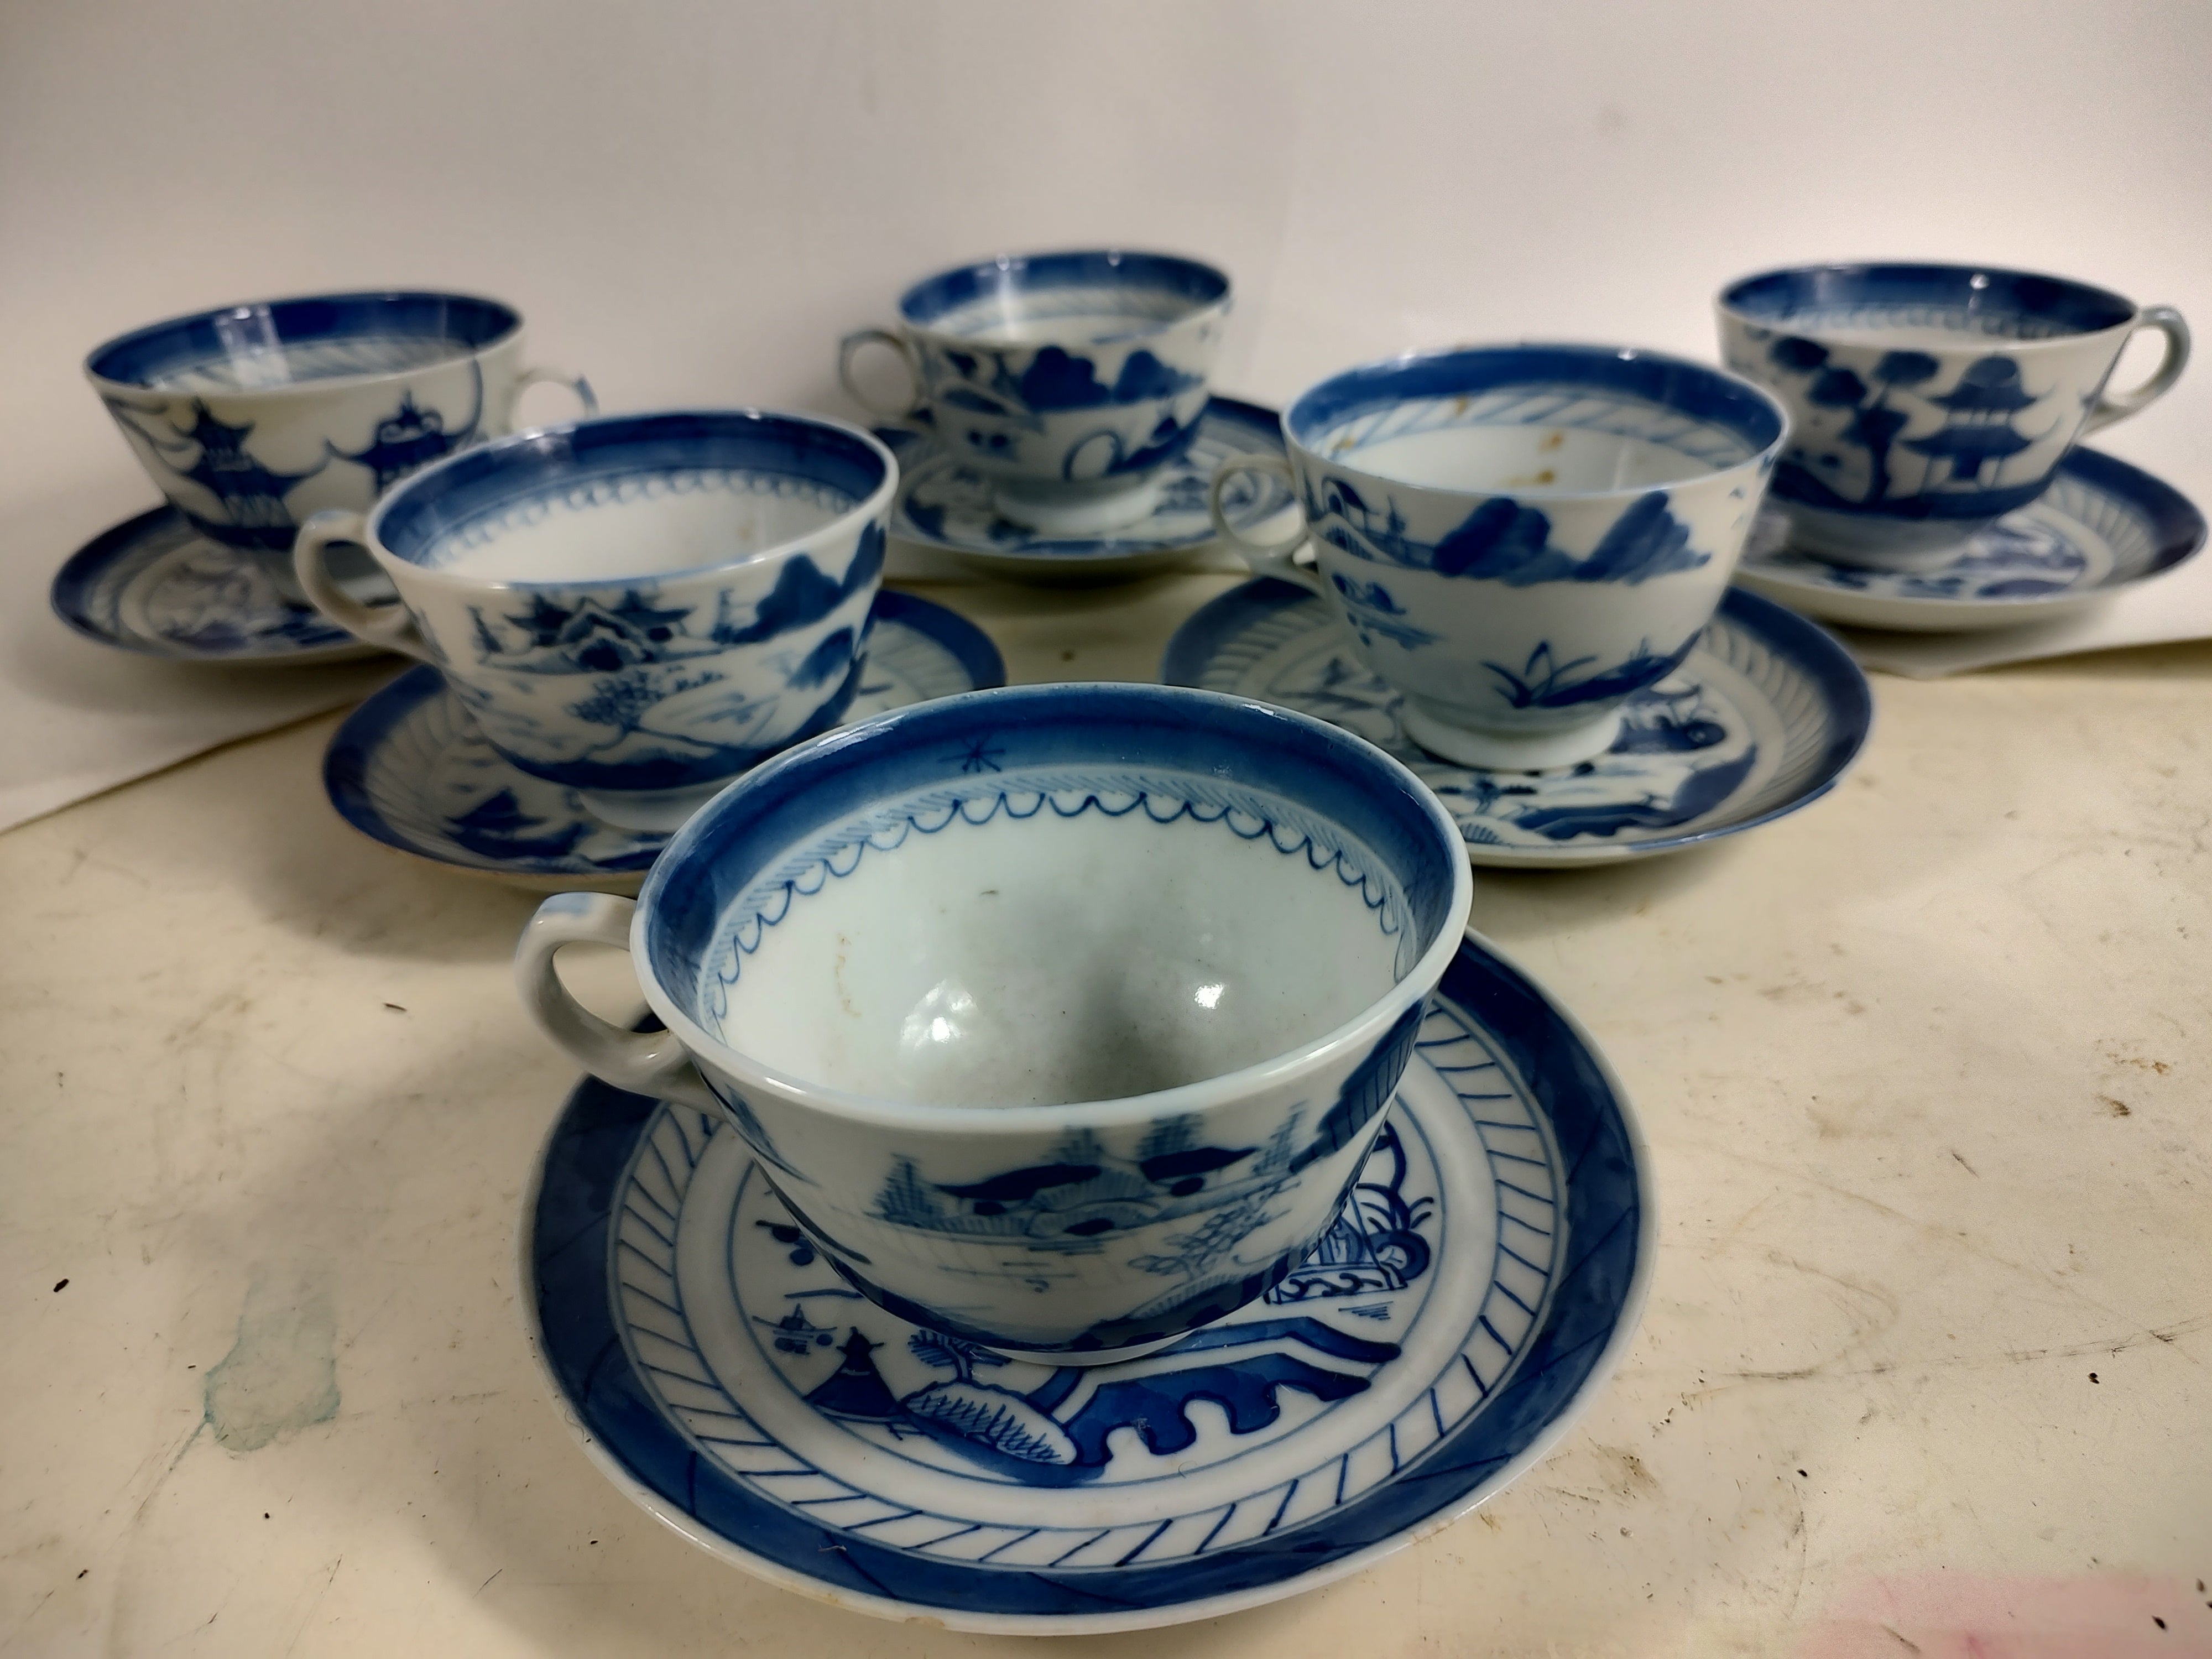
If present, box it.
[521,930,1649,1631]
[85,290,593,583]
[1212,345,1787,770]
[294,409,898,831]
[841,251,1230,533]
[1718,262,2189,568]
[516,683,1474,1361]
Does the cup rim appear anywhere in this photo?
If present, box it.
[895,247,1233,345]
[628,681,1478,1134]
[84,288,525,396]
[1282,341,1789,504]
[353,406,900,592]
[1714,259,2143,347]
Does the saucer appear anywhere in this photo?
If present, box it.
[51,504,388,665]
[1164,582,1870,868]
[322,591,1004,891]
[521,932,1651,1634]
[1735,447,2205,634]
[878,395,1297,581]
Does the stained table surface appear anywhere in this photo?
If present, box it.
[4,571,2209,1657]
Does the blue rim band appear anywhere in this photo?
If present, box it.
[372,410,890,570]
[321,591,1006,870]
[1720,262,2136,336]
[523,935,1644,1619]
[638,683,1462,1018]
[900,251,1229,329]
[86,290,520,387]
[1161,582,1872,860]
[1285,345,1784,457]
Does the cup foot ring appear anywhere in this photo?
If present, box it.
[1400,705,1624,772]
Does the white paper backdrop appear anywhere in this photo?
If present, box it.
[3,0,2208,816]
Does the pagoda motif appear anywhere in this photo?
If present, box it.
[327,366,483,491]
[803,1329,901,1421]
[1903,356,2046,489]
[116,398,328,550]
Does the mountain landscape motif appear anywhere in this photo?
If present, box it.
[1314,476,1710,585]
[779,1117,1436,1486]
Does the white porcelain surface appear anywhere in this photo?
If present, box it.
[515,683,1474,1361]
[1212,345,1787,770]
[841,251,1229,529]
[295,410,896,821]
[84,291,592,585]
[1718,262,2190,566]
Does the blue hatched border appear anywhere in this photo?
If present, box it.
[619,1009,1531,1517]
[50,505,361,661]
[320,589,1005,875]
[522,935,1648,1626]
[1161,581,1871,862]
[883,395,1290,560]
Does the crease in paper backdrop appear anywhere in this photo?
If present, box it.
[0,490,398,836]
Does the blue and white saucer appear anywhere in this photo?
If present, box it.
[1735,447,2206,634]
[522,932,1651,1634]
[1165,582,1870,868]
[878,396,1297,581]
[51,504,389,665]
[323,591,1004,891]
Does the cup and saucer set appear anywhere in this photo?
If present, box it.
[51,252,2196,1629]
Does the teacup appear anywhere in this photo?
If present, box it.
[1718,262,2189,570]
[295,409,896,832]
[86,290,595,588]
[838,249,1229,535]
[514,682,1474,1363]
[1210,345,1788,771]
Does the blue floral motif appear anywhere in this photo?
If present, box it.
[1163,580,1873,863]
[1312,476,1709,585]
[1482,633,1699,711]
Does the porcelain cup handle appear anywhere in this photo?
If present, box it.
[1208,453,1325,594]
[515,893,721,1110]
[501,366,599,434]
[2083,306,2190,434]
[293,509,434,660]
[837,327,927,425]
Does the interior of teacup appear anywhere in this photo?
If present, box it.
[1287,344,1785,496]
[1720,263,2137,345]
[899,250,1229,347]
[85,291,520,393]
[372,410,892,583]
[641,685,1460,1110]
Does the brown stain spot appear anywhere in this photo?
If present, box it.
[2100,1095,2132,1117]
[1478,1511,1503,1531]
[1592,1443,1662,1501]
[1540,430,1565,451]
[832,932,859,1020]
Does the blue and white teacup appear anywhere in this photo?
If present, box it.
[87,290,595,588]
[295,410,896,832]
[515,682,1474,1364]
[838,249,1230,535]
[1718,262,2189,570]
[1210,345,1788,771]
